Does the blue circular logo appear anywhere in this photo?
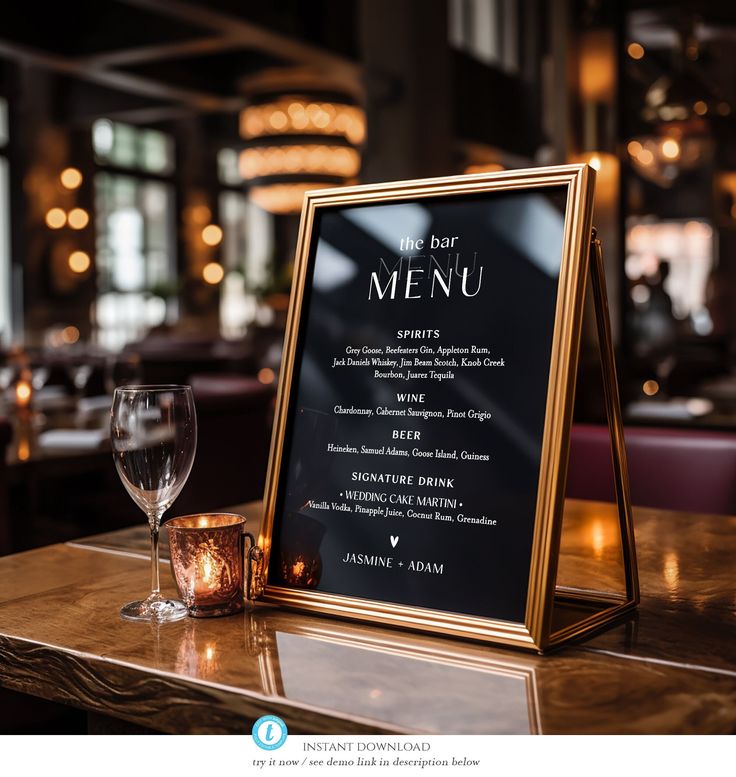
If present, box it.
[252,715,288,750]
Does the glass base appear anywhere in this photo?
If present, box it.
[188,598,245,618]
[120,592,189,623]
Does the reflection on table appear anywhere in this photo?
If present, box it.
[252,613,540,734]
[0,499,733,734]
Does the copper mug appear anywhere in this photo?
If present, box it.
[165,513,261,618]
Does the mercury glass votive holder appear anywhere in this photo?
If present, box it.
[165,513,249,618]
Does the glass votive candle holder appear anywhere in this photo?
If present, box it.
[166,513,253,618]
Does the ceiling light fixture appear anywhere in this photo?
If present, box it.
[238,69,366,214]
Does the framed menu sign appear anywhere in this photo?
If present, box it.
[257,164,639,652]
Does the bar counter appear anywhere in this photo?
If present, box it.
[0,500,734,734]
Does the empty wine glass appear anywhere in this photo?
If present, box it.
[0,365,16,392]
[111,385,197,622]
[0,365,15,413]
[31,364,50,391]
[67,362,93,399]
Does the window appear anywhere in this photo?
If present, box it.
[217,148,242,187]
[217,149,275,338]
[448,0,519,73]
[220,190,273,290]
[93,119,174,175]
[626,219,714,336]
[0,97,11,345]
[92,120,176,349]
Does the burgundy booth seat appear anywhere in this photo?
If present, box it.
[567,424,736,516]
[174,374,275,516]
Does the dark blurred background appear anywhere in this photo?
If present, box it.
[0,0,735,553]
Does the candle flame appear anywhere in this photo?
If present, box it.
[201,552,214,584]
[16,380,32,405]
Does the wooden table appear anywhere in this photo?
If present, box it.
[0,500,734,734]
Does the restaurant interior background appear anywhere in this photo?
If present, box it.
[2,1,735,525]
[3,0,736,545]
[0,0,735,700]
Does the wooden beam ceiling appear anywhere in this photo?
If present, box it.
[0,0,361,119]
[119,0,361,79]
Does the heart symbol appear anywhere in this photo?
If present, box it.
[390,535,399,548]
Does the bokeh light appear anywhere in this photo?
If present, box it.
[60,167,83,190]
[45,208,66,229]
[67,208,89,229]
[202,224,223,246]
[68,250,91,274]
[202,262,224,284]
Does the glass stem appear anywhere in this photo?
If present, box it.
[149,511,163,596]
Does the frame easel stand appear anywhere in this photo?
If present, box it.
[543,229,640,650]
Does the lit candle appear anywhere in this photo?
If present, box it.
[195,547,223,599]
[166,513,248,617]
[15,372,32,409]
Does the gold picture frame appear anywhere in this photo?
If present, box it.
[256,164,639,652]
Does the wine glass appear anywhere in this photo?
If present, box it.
[111,385,197,622]
[31,364,50,391]
[0,364,16,407]
[65,355,95,400]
